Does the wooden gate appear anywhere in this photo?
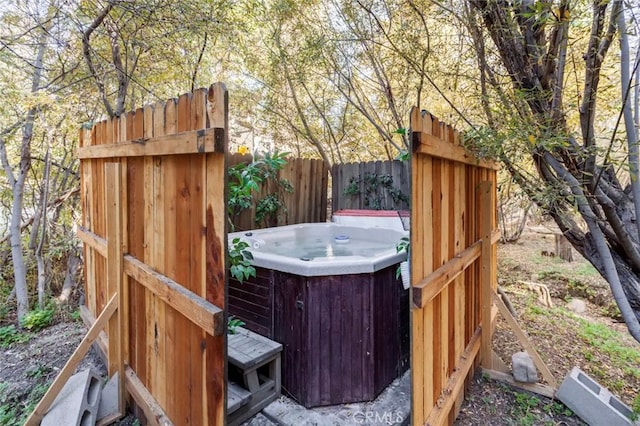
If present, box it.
[77,84,228,424]
[410,109,499,425]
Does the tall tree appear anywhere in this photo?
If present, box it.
[462,0,640,341]
[0,1,59,320]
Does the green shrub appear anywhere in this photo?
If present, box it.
[0,325,29,347]
[20,306,55,331]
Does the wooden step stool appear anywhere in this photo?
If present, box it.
[227,327,282,426]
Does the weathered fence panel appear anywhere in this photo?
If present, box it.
[78,84,228,425]
[410,108,499,425]
[228,153,329,231]
[331,160,410,212]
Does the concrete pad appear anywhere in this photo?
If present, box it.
[262,370,410,425]
[557,366,637,426]
[241,413,278,426]
[42,369,102,426]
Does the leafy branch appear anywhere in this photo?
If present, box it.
[228,238,255,284]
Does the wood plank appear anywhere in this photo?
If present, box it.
[481,369,557,399]
[125,366,174,426]
[423,303,435,420]
[414,132,499,170]
[439,156,450,390]
[24,295,118,426]
[123,255,224,336]
[115,114,131,373]
[205,83,227,426]
[151,100,167,408]
[78,128,221,158]
[77,226,107,258]
[424,327,481,426]
[410,156,425,425]
[105,162,126,417]
[453,162,465,369]
[174,91,195,425]
[491,290,558,388]
[491,349,509,373]
[430,156,444,409]
[142,104,157,401]
[480,181,494,370]
[228,328,282,369]
[206,82,227,129]
[162,97,178,417]
[413,242,481,308]
[189,88,206,425]
[227,383,251,414]
[127,108,147,389]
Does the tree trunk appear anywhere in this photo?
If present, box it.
[9,173,29,320]
[6,3,53,321]
[35,149,51,308]
[59,250,81,303]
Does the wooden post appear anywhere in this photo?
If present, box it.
[480,181,494,369]
[555,234,573,262]
[105,162,126,416]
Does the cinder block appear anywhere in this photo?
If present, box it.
[42,369,102,426]
[97,372,120,422]
[557,367,637,426]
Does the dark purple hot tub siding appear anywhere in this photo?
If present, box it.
[228,267,274,338]
[228,265,409,407]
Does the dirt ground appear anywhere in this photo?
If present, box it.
[457,228,640,425]
[2,228,639,425]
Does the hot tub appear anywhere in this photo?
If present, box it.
[228,223,410,407]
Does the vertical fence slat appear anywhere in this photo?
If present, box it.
[205,83,227,425]
[105,162,125,414]
[142,104,157,403]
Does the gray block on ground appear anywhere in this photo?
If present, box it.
[511,351,538,383]
[97,372,119,422]
[557,366,637,426]
[567,299,586,314]
[42,369,103,426]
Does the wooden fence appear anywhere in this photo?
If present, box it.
[228,153,329,231]
[410,108,499,425]
[331,160,410,212]
[77,84,228,425]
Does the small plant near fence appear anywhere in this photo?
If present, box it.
[0,325,30,347]
[228,238,256,284]
[343,172,409,210]
[227,316,246,335]
[228,150,293,229]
